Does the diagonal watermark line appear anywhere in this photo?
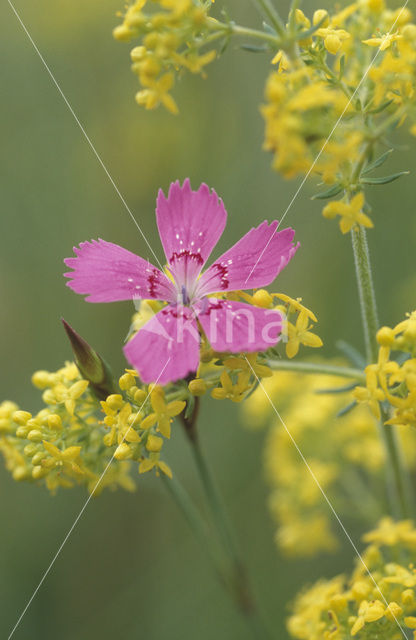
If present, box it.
[6,0,164,272]
[244,356,408,640]
[244,0,409,286]
[7,357,171,640]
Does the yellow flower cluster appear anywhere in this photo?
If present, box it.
[262,1,416,230]
[113,0,216,113]
[288,518,416,639]
[100,372,185,478]
[0,363,135,494]
[354,311,416,428]
[0,290,321,491]
[186,290,322,403]
[247,370,385,556]
[262,64,354,180]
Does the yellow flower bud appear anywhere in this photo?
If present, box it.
[130,46,146,62]
[211,388,227,400]
[13,410,32,425]
[377,326,395,346]
[385,602,403,621]
[27,429,44,442]
[402,24,416,40]
[402,589,414,605]
[32,452,45,465]
[24,443,39,457]
[47,414,62,430]
[113,24,135,42]
[32,465,48,479]
[114,443,132,460]
[119,373,136,391]
[324,34,342,54]
[146,435,163,452]
[32,370,52,389]
[404,615,416,628]
[12,466,28,481]
[105,394,124,410]
[295,8,311,27]
[188,379,207,396]
[313,9,329,26]
[351,580,371,599]
[16,426,30,438]
[134,388,147,404]
[252,289,273,308]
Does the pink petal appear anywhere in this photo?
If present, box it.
[196,298,283,353]
[196,222,299,295]
[156,179,227,289]
[124,305,200,384]
[64,239,175,303]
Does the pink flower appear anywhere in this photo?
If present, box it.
[64,180,299,384]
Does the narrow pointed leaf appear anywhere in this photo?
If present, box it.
[240,44,268,53]
[361,149,393,175]
[361,171,409,185]
[337,401,357,417]
[311,183,343,200]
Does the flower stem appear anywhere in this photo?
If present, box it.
[351,225,413,519]
[160,472,226,573]
[252,0,286,37]
[266,359,365,381]
[180,401,273,639]
[350,226,379,364]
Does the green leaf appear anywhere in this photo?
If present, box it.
[240,43,268,53]
[315,382,359,395]
[361,171,409,185]
[338,54,345,80]
[361,149,393,175]
[299,14,328,39]
[262,21,277,35]
[336,340,366,368]
[365,98,394,115]
[337,401,357,417]
[311,183,343,200]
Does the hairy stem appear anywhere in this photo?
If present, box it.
[351,225,413,519]
[351,226,379,363]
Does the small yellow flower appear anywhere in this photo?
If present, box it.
[42,441,83,474]
[52,380,89,415]
[316,27,350,54]
[350,599,385,635]
[223,353,272,378]
[363,32,402,51]
[211,370,252,402]
[322,193,373,234]
[139,453,172,477]
[286,310,323,358]
[140,387,185,438]
[135,72,179,114]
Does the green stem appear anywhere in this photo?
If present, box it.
[266,359,365,381]
[189,439,272,638]
[351,225,413,519]
[179,402,273,639]
[350,226,379,363]
[252,0,286,37]
[160,473,226,573]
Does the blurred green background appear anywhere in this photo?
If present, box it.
[1,1,415,638]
